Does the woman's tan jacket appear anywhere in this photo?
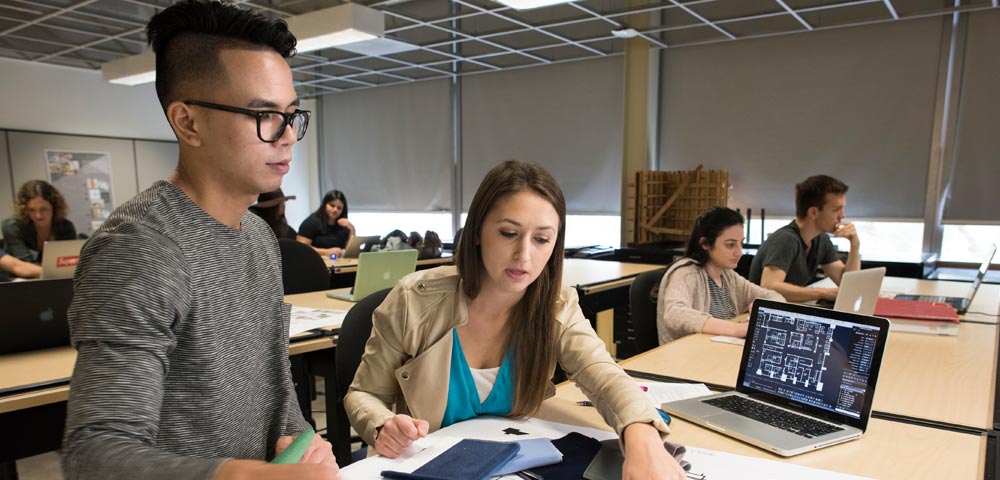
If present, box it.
[344,266,670,446]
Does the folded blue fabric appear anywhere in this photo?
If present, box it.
[381,438,520,480]
[491,438,563,476]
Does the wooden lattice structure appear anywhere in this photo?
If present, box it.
[633,166,730,245]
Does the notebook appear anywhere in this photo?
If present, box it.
[0,278,74,355]
[895,244,996,314]
[40,239,87,279]
[342,235,381,258]
[662,299,890,457]
[873,298,960,323]
[831,267,886,316]
[327,249,418,302]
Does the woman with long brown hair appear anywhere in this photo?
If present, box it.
[2,179,76,263]
[345,161,685,479]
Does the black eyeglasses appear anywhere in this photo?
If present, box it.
[184,100,311,143]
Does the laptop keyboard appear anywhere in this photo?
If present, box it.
[704,395,844,438]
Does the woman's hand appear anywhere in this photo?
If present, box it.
[374,414,429,458]
[621,423,686,480]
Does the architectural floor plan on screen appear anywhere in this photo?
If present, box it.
[754,310,833,392]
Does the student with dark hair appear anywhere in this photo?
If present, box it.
[345,161,687,479]
[250,188,298,240]
[62,1,336,479]
[657,206,783,345]
[749,175,861,302]
[2,179,77,264]
[297,189,355,257]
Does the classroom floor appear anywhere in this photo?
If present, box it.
[16,381,331,479]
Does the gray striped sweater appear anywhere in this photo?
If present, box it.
[62,181,310,479]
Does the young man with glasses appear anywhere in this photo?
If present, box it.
[62,1,337,479]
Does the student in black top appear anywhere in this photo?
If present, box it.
[249,188,298,240]
[1,179,77,264]
[748,175,861,303]
[297,189,355,257]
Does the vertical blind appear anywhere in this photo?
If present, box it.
[658,18,943,218]
[461,56,624,214]
[320,78,452,211]
[943,11,1000,223]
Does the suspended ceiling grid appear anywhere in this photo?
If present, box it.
[0,0,996,98]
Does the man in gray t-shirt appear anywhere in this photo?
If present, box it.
[61,2,337,479]
[749,175,861,303]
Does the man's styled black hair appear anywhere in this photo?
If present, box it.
[145,0,297,109]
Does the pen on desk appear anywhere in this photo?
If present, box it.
[576,400,593,407]
[517,470,544,480]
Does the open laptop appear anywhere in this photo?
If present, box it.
[41,239,87,279]
[895,244,996,314]
[662,299,890,456]
[0,278,74,355]
[342,235,381,259]
[327,249,418,302]
[831,267,886,316]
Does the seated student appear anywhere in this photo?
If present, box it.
[345,161,687,479]
[0,247,42,281]
[2,180,77,264]
[297,190,355,257]
[61,2,336,479]
[748,175,861,303]
[657,206,784,345]
[250,188,298,240]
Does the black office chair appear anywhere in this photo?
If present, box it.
[629,268,667,354]
[278,238,330,295]
[331,287,392,467]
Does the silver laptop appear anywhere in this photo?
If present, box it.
[832,267,886,316]
[327,249,417,302]
[895,244,996,314]
[41,239,87,279]
[662,299,890,456]
[342,235,381,258]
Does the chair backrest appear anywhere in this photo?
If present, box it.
[277,238,330,295]
[331,287,392,466]
[629,268,667,354]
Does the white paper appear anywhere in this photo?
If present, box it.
[338,416,616,480]
[710,335,746,346]
[288,306,347,337]
[637,381,712,405]
[683,446,875,480]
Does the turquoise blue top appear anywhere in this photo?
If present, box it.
[441,329,515,428]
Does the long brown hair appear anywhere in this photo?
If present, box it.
[456,160,567,417]
[14,180,68,225]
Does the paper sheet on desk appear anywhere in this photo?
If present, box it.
[338,416,617,480]
[289,306,347,337]
[683,446,874,480]
[637,381,712,404]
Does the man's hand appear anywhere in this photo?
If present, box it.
[213,460,338,480]
[833,222,859,245]
[374,414,429,458]
[275,433,337,467]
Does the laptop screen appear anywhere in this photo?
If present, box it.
[737,300,890,430]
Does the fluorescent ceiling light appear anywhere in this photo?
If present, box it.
[493,0,578,10]
[285,3,384,54]
[101,51,155,86]
[101,3,385,85]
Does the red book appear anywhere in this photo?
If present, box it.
[874,298,960,323]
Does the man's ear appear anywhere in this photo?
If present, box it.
[166,101,202,147]
[807,206,820,219]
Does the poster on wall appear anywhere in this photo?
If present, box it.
[45,150,114,236]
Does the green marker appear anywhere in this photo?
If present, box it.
[271,429,315,464]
